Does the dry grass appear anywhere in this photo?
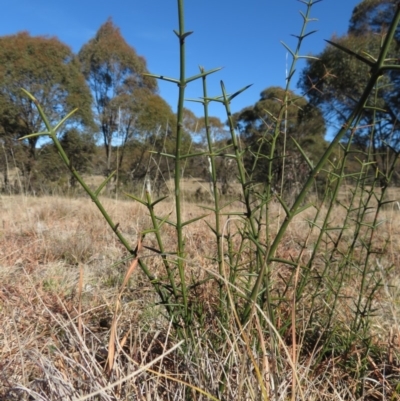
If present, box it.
[1,193,400,400]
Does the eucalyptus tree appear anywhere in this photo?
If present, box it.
[349,0,398,37]
[112,89,177,183]
[79,19,157,173]
[0,31,93,180]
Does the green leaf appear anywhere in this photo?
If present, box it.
[325,39,374,67]
[198,205,217,212]
[181,31,194,39]
[363,106,387,113]
[297,55,319,60]
[228,84,253,102]
[181,214,209,227]
[361,51,377,63]
[19,131,50,140]
[380,199,395,206]
[142,245,162,254]
[180,151,209,159]
[124,192,149,206]
[53,108,79,133]
[148,150,176,159]
[381,64,400,72]
[291,137,314,169]
[141,228,159,236]
[221,211,246,216]
[201,96,225,104]
[280,41,295,57]
[185,98,205,104]
[185,67,222,84]
[21,88,52,131]
[155,215,176,228]
[293,203,313,216]
[95,171,117,196]
[203,220,217,237]
[153,213,173,230]
[151,195,169,207]
[287,69,296,81]
[275,195,291,217]
[270,257,303,268]
[292,30,317,40]
[173,30,194,40]
[142,73,180,85]
[298,10,319,22]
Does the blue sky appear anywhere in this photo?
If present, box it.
[1,0,360,130]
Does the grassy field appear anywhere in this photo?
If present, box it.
[3,0,400,399]
[0,192,399,400]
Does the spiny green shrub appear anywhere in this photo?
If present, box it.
[20,0,400,398]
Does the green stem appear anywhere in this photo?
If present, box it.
[242,3,400,323]
[200,68,225,308]
[20,92,170,308]
[175,0,189,322]
[221,82,275,328]
[146,191,179,301]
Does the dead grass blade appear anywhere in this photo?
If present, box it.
[78,264,83,336]
[74,340,185,401]
[106,236,142,375]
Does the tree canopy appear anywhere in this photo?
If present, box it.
[0,32,93,163]
[8,5,400,193]
[349,0,398,37]
[79,18,158,172]
[113,90,177,181]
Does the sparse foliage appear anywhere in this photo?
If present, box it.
[299,0,400,180]
[233,86,327,192]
